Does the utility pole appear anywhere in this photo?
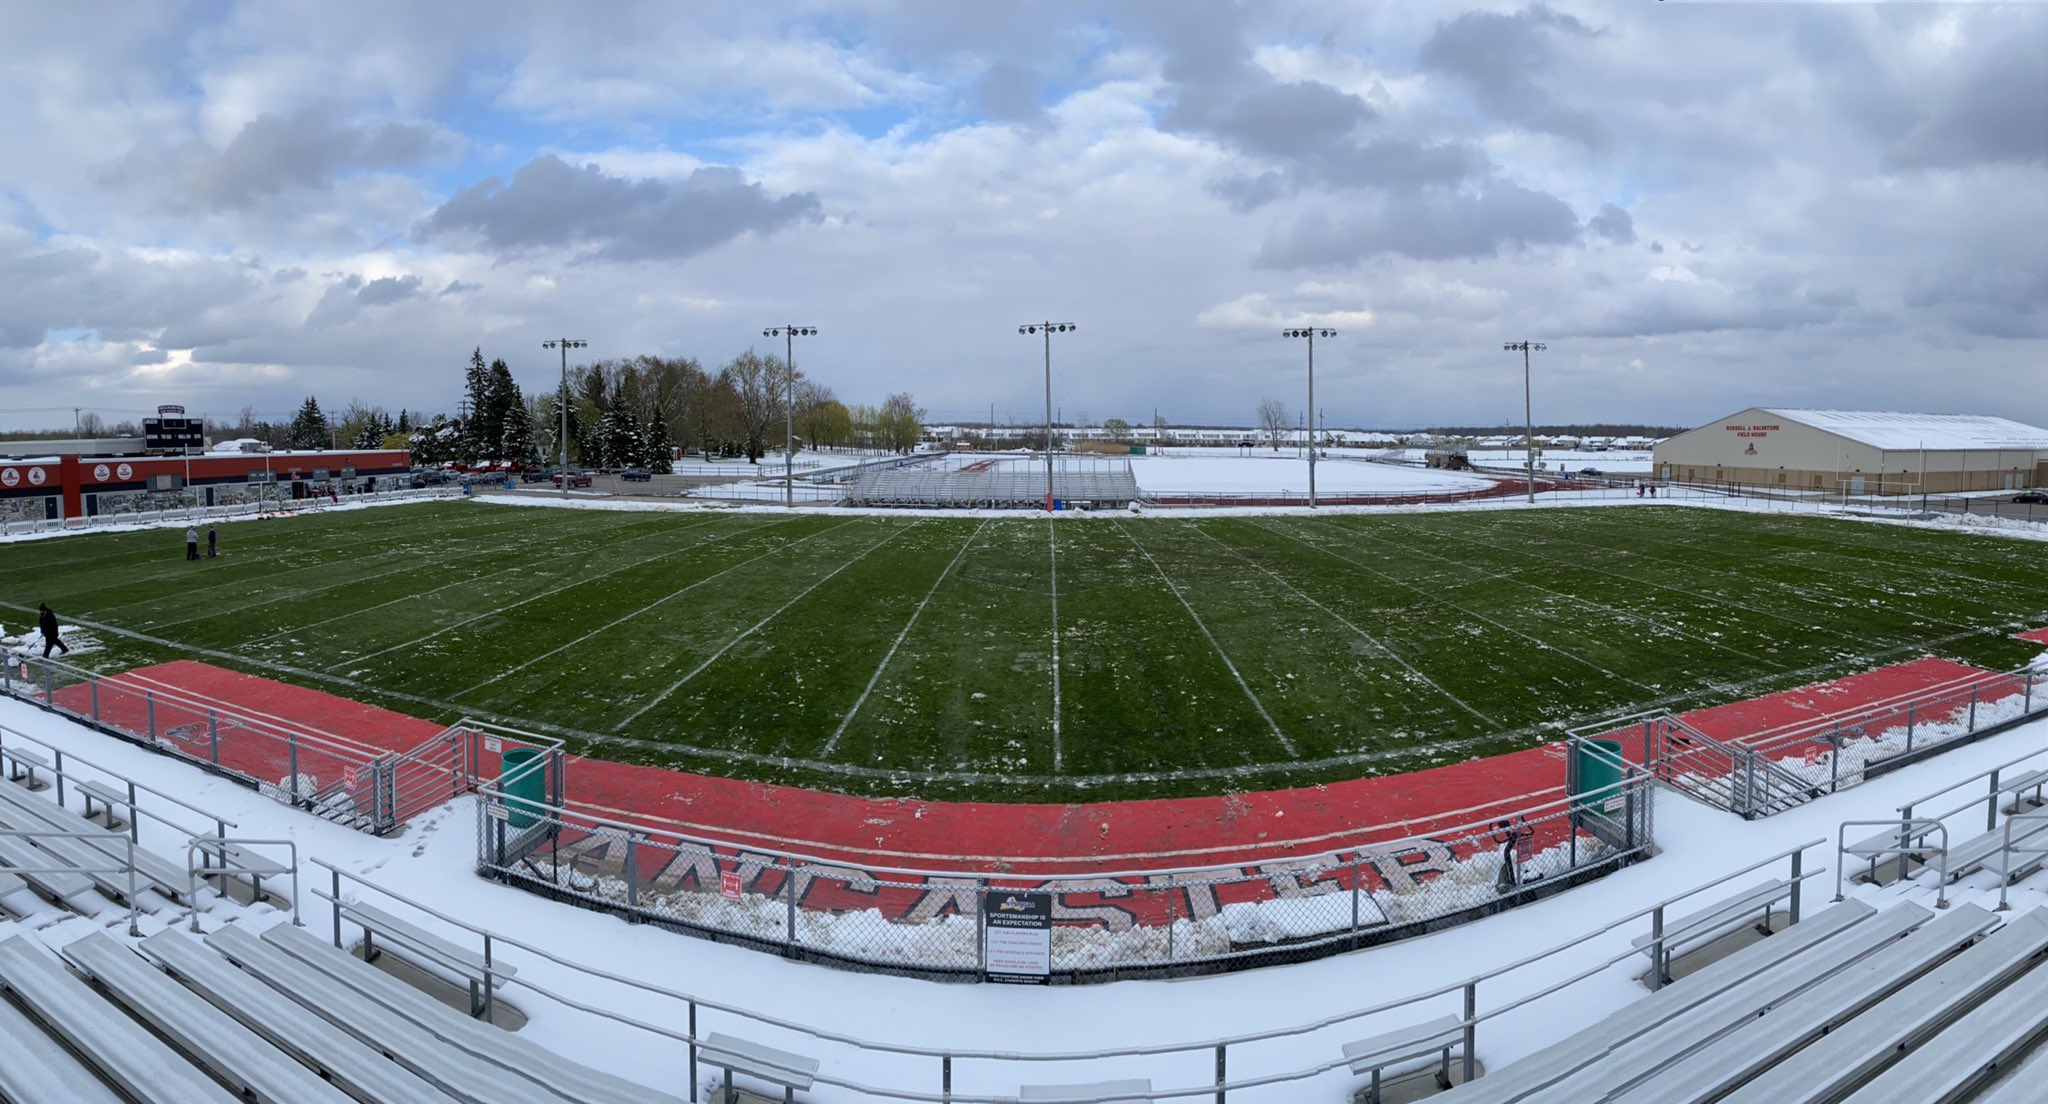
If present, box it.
[1018,321,1077,512]
[763,326,817,508]
[1283,327,1335,508]
[543,339,587,501]
[1503,341,1546,504]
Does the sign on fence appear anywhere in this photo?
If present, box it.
[720,870,743,901]
[983,891,1052,984]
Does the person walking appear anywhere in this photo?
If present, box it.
[186,525,200,561]
[206,525,218,558]
[37,602,68,658]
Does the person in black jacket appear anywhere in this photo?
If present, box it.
[37,603,68,658]
[207,525,217,558]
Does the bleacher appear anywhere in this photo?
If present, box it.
[850,461,1140,508]
[1431,900,2048,1102]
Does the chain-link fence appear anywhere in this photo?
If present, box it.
[474,745,1653,983]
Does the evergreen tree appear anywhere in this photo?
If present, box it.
[287,396,330,450]
[410,414,459,465]
[460,347,490,462]
[501,397,537,464]
[599,380,641,468]
[395,408,411,433]
[643,402,674,471]
[480,358,519,461]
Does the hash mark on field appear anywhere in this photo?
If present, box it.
[1049,519,1062,772]
[822,520,987,757]
[1221,523,1500,726]
[451,517,864,700]
[615,523,917,729]
[346,516,812,669]
[1231,522,1655,696]
[1113,520,1296,756]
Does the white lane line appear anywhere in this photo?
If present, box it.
[453,517,867,700]
[614,522,918,730]
[1216,523,1499,727]
[1049,518,1063,772]
[821,520,988,757]
[1228,522,1655,695]
[1113,520,1298,756]
[343,516,813,668]
[239,514,732,648]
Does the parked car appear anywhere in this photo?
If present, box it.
[520,468,553,483]
[618,468,653,482]
[2013,491,2048,505]
[551,471,593,488]
[1576,466,1602,477]
[408,470,451,488]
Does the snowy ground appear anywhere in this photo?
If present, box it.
[1125,451,1491,494]
[4,665,2047,1101]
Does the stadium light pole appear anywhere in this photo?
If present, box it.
[1018,322,1076,512]
[543,339,587,502]
[1504,341,1546,504]
[1284,327,1335,508]
[763,326,817,508]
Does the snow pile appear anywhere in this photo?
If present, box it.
[1,624,100,660]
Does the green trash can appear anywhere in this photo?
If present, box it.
[1571,739,1626,818]
[501,748,548,829]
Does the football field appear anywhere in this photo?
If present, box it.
[5,501,2044,800]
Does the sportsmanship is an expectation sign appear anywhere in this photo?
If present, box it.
[983,891,1052,984]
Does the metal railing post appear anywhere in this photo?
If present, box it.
[42,661,52,704]
[1970,686,1979,733]
[288,735,300,807]
[687,1000,699,1103]
[1989,770,2001,834]
[209,709,219,766]
[1215,1042,1227,1104]
[1897,805,1915,883]
[1905,701,1916,751]
[146,691,156,741]
[482,934,497,1024]
[1462,982,1478,1084]
[1648,905,1666,990]
[784,858,798,952]
[52,749,64,806]
[127,780,139,844]
[331,867,343,947]
[625,830,641,914]
[1788,848,1802,924]
[90,679,98,721]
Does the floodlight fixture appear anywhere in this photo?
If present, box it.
[764,325,819,507]
[1018,320,1078,511]
[1503,340,1547,503]
[543,339,588,501]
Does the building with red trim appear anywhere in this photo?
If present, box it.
[0,444,413,525]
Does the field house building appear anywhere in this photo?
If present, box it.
[0,439,414,527]
[1653,408,2048,495]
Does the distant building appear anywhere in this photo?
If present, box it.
[1653,408,2048,494]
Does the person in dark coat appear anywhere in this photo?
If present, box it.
[37,603,68,658]
[186,525,200,560]
[207,525,217,558]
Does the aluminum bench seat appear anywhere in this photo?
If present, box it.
[204,923,571,1104]
[138,928,460,1104]
[0,778,187,900]
[1709,907,2048,1103]
[0,968,124,1104]
[0,869,24,901]
[1936,813,2048,884]
[1018,1079,1152,1102]
[0,830,97,904]
[1434,899,1905,1104]
[1840,951,2048,1104]
[1342,1014,1463,1104]
[1974,1039,2048,1104]
[1596,903,2002,1103]
[76,780,131,829]
[341,898,515,1015]
[3,745,49,786]
[701,1031,821,1104]
[1979,810,2048,882]
[262,922,684,1104]
[0,934,239,1103]
[1628,879,1788,970]
[61,931,357,1104]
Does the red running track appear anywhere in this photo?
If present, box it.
[64,653,2028,875]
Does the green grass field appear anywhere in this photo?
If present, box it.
[5,501,2044,801]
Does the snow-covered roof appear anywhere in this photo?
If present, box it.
[1764,409,2048,452]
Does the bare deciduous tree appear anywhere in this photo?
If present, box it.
[1257,397,1289,450]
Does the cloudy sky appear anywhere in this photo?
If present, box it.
[2,1,2043,435]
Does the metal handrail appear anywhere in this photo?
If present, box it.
[311,840,1821,1101]
[0,825,143,935]
[185,836,300,931]
[1835,818,1949,909]
[0,722,235,842]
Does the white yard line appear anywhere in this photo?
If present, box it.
[820,520,988,757]
[1328,517,1800,672]
[1213,523,1499,727]
[1049,519,1063,772]
[614,523,917,730]
[452,517,866,700]
[1228,522,1656,696]
[226,514,729,646]
[1112,520,1298,756]
[341,516,809,669]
